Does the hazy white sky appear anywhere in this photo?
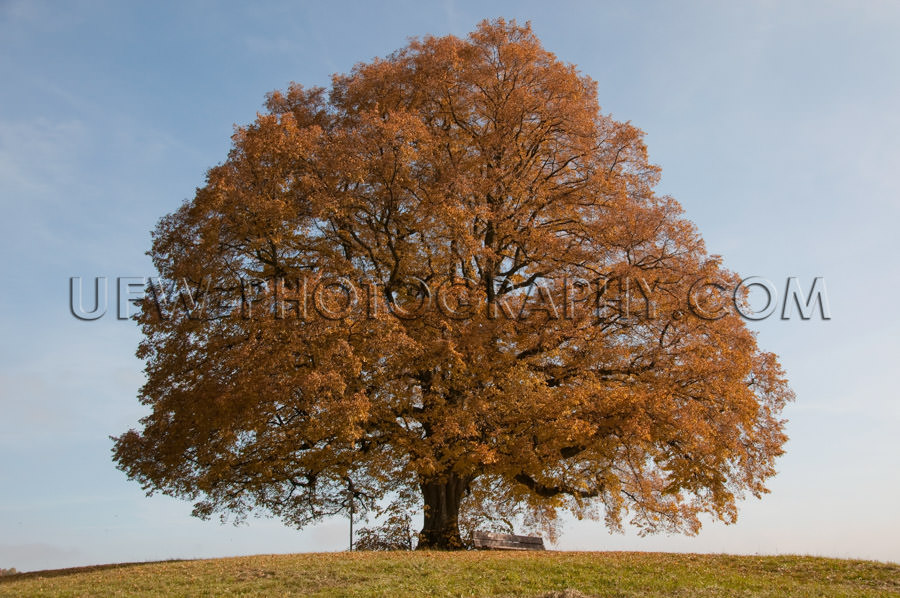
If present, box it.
[1,1,898,571]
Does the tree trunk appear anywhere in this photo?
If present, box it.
[417,472,468,550]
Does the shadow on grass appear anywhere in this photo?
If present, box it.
[0,559,189,583]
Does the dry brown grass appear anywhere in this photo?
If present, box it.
[1,551,897,597]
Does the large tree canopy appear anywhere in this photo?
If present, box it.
[113,19,792,549]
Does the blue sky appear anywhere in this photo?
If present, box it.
[1,0,899,571]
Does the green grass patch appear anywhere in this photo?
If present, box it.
[1,551,897,597]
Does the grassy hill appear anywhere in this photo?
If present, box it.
[1,551,897,597]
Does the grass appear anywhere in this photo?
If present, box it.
[0,551,898,597]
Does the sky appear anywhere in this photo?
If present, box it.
[1,0,899,571]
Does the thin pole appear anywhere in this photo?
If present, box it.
[348,479,354,551]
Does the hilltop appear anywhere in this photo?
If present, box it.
[1,551,898,597]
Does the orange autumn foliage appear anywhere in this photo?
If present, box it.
[112,19,792,549]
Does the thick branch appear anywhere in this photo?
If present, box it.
[514,472,603,499]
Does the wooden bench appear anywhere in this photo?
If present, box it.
[472,531,545,551]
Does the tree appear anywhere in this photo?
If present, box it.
[113,19,792,550]
[355,497,418,551]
